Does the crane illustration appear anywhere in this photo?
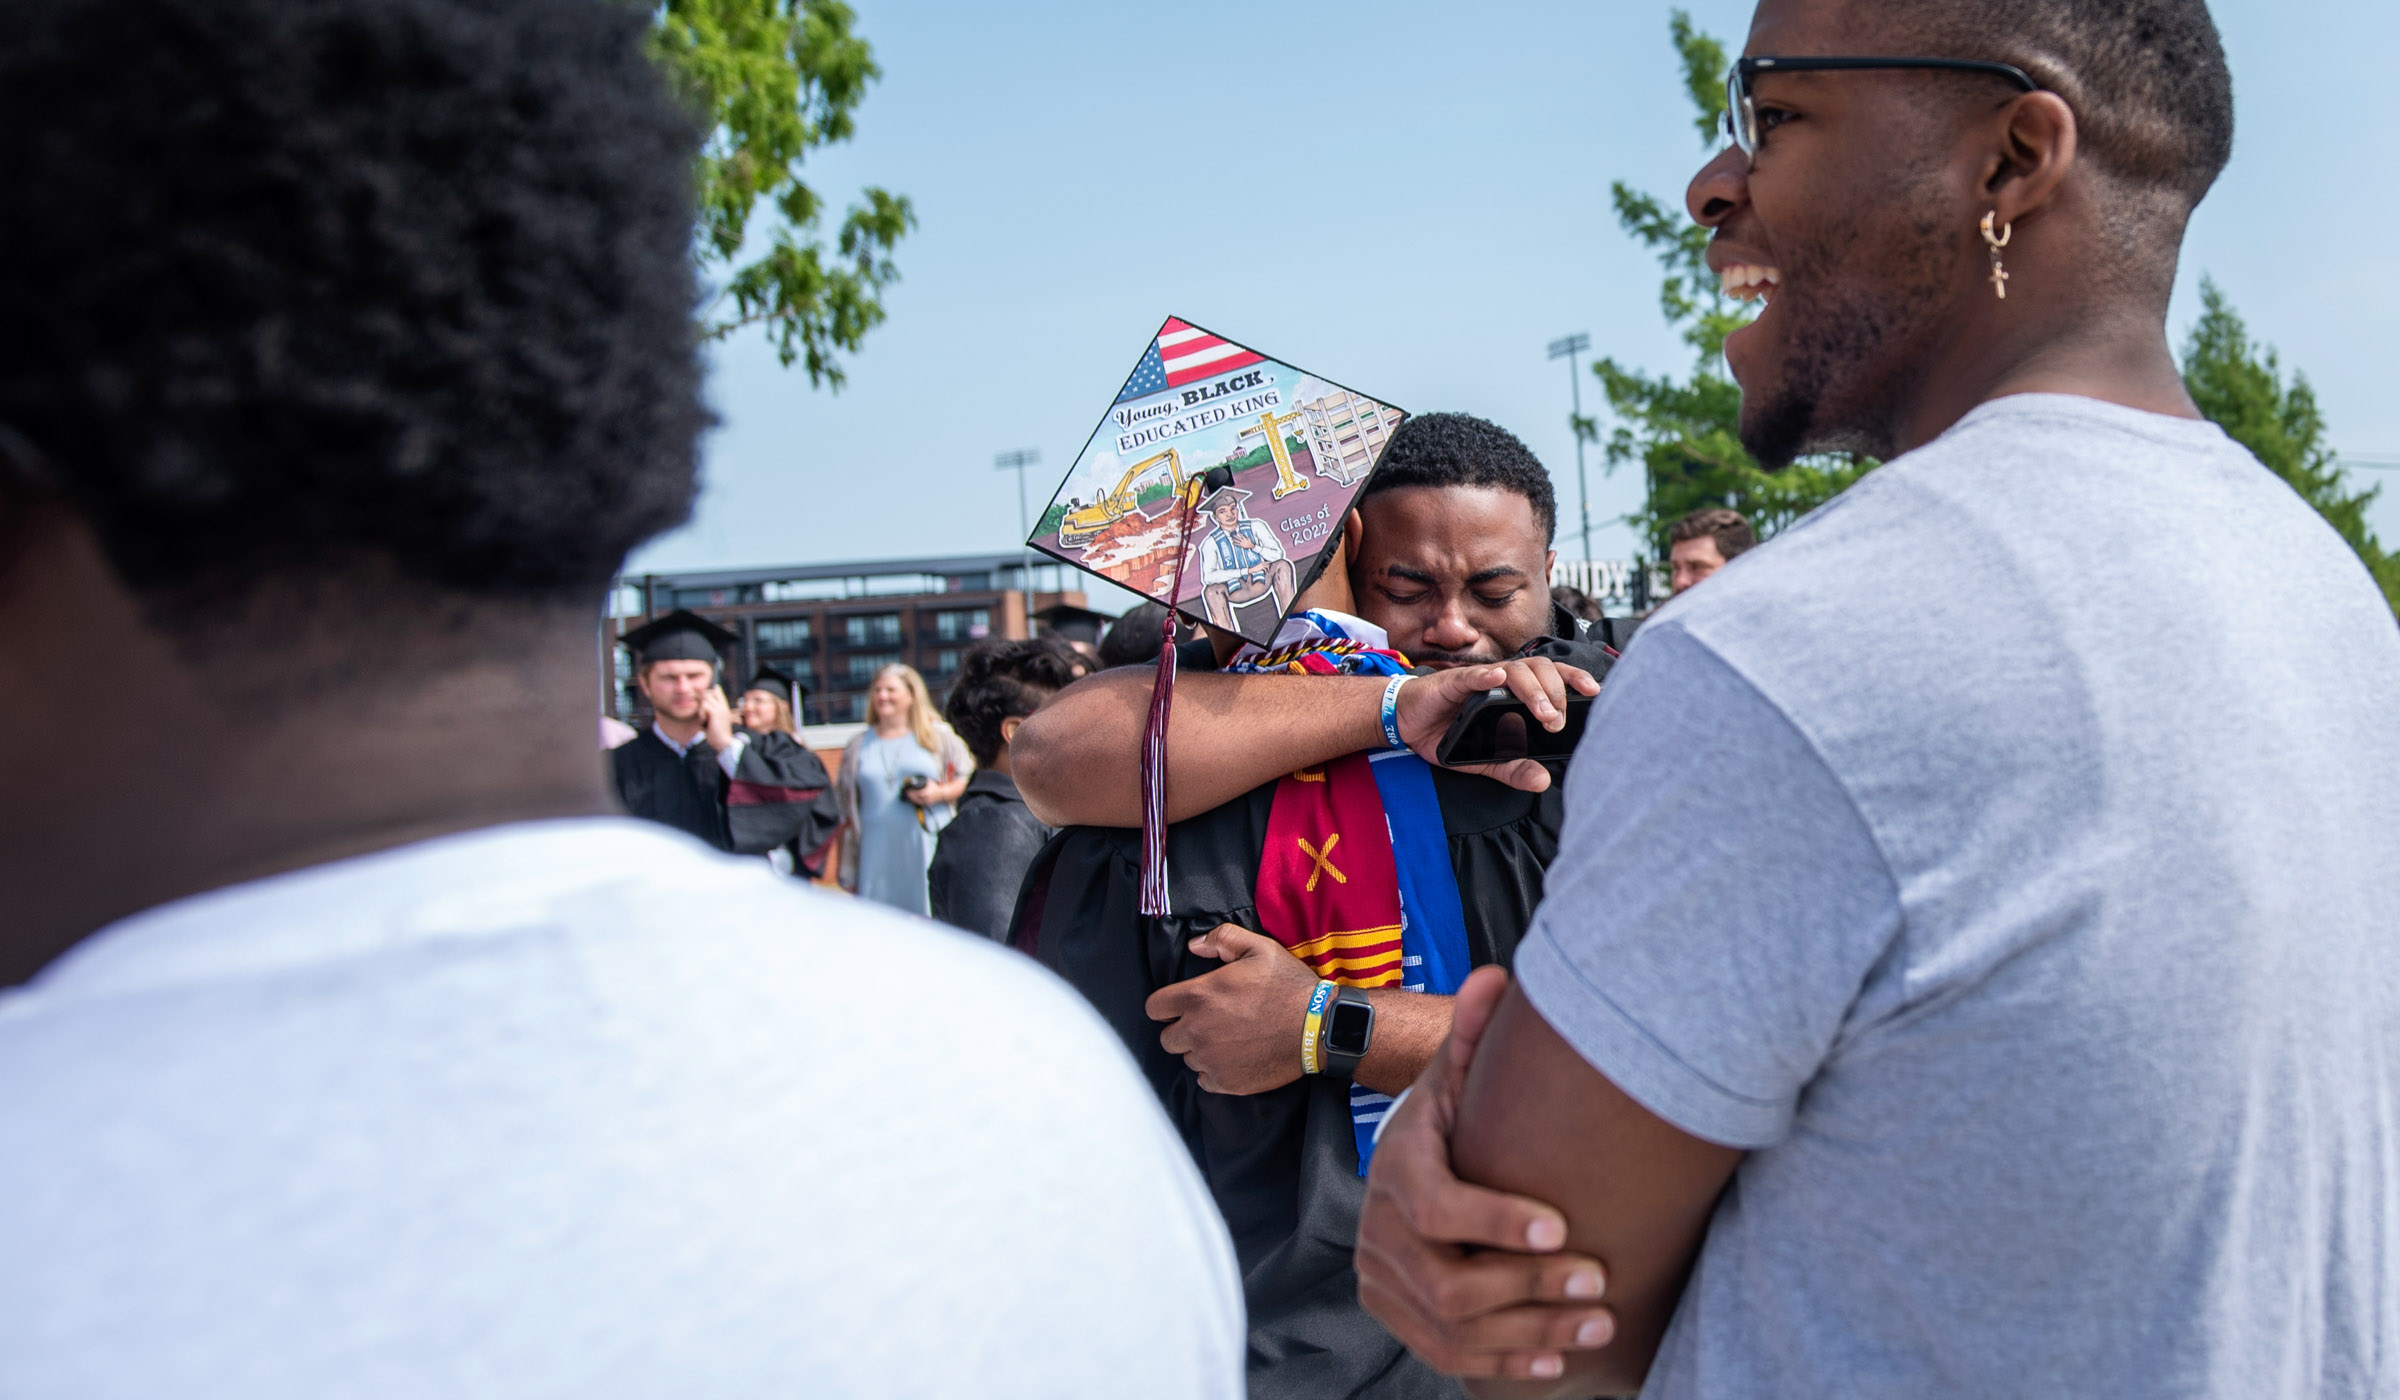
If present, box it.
[1237,409,1310,500]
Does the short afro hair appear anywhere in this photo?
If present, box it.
[1888,0,2234,214]
[942,639,1082,768]
[0,0,708,615]
[1361,412,1557,543]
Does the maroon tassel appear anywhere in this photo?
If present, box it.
[1138,479,1212,916]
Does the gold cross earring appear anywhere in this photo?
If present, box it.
[1982,211,2012,300]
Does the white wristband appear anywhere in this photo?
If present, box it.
[1379,674,1410,751]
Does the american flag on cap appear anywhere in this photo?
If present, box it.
[1114,318,1267,404]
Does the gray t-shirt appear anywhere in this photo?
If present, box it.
[1518,394,2400,1397]
[0,818,1245,1398]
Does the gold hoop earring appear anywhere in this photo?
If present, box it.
[1981,211,2012,300]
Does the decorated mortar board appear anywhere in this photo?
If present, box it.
[618,609,738,670]
[1026,318,1409,915]
[1031,602,1110,649]
[1029,317,1407,649]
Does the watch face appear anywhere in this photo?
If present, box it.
[1327,1000,1373,1055]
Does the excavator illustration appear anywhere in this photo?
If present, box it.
[1057,447,1189,549]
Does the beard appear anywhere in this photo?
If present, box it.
[1736,173,1960,468]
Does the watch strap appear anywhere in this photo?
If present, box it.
[1300,980,1337,1076]
[1319,984,1374,1080]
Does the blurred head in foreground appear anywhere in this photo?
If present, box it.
[0,0,707,965]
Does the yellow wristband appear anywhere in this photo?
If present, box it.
[1301,980,1337,1076]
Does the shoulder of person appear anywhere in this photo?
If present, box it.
[1429,764,1553,837]
[1520,631,1618,680]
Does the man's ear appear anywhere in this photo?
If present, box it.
[1341,506,1365,560]
[1294,512,1357,616]
[999,715,1024,746]
[632,662,654,700]
[1983,90,2078,229]
[1544,548,1558,585]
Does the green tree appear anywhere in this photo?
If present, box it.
[2181,279,2400,613]
[649,0,915,388]
[1589,12,1874,556]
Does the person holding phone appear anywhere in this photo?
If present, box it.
[610,613,832,861]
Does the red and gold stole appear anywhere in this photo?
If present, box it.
[1255,752,1405,988]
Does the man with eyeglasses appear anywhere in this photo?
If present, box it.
[1353,0,2400,1396]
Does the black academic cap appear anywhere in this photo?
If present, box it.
[741,665,803,707]
[1032,602,1111,646]
[619,609,738,665]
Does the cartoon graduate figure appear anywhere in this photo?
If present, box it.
[1197,484,1296,630]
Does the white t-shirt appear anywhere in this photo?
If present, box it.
[0,818,1245,1398]
[1520,395,2400,1396]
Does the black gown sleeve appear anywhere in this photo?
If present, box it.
[722,730,832,856]
[1015,787,1480,1400]
[929,803,1053,940]
[610,730,733,851]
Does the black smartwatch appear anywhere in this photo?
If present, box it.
[1320,985,1377,1080]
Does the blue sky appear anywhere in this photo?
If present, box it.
[633,0,2400,597]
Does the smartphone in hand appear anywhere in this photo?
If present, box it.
[1433,688,1593,768]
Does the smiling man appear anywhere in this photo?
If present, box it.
[1353,1,2400,1396]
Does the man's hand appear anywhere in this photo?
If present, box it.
[1145,924,1317,1095]
[1393,658,1601,796]
[699,684,736,751]
[1356,966,1614,1388]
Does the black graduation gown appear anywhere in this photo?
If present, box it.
[929,771,1054,940]
[1011,767,1566,1400]
[610,728,832,857]
[724,730,836,862]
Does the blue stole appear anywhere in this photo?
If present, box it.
[1352,749,1470,1174]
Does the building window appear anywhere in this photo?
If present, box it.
[924,646,968,682]
[927,607,990,642]
[670,584,761,608]
[845,651,903,684]
[842,613,902,647]
[755,617,812,651]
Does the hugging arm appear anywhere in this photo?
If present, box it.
[1446,987,1741,1398]
[1013,658,1594,828]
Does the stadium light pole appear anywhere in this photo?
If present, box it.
[995,447,1041,596]
[1547,333,1593,562]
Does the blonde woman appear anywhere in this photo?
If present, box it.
[837,663,971,914]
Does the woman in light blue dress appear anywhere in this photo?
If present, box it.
[837,664,971,916]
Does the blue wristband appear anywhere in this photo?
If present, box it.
[1380,674,1410,751]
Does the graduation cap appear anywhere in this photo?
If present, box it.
[740,665,804,708]
[1025,320,1409,919]
[1027,317,1406,649]
[1031,602,1111,647]
[618,609,738,666]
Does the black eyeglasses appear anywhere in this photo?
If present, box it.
[1723,55,2040,158]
